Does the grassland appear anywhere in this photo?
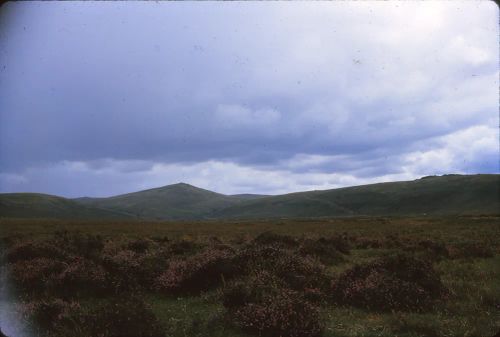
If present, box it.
[1,215,499,337]
[0,193,132,220]
[3,175,498,220]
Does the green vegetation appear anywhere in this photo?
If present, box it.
[213,174,500,218]
[1,215,499,337]
[73,183,246,220]
[0,193,131,219]
[1,174,498,220]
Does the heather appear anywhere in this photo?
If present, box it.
[0,215,498,337]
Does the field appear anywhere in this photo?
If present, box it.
[1,215,499,337]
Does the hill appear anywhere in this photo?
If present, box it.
[0,193,132,219]
[212,174,500,218]
[1,174,498,220]
[230,194,269,200]
[74,183,248,220]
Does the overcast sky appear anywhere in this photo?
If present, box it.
[0,1,498,197]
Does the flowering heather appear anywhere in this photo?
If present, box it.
[331,254,448,311]
[298,236,349,264]
[2,218,496,337]
[103,248,170,291]
[237,244,329,291]
[250,232,299,248]
[18,299,80,335]
[10,257,65,293]
[446,242,494,259]
[155,247,239,294]
[18,297,165,337]
[231,288,323,337]
[54,257,109,296]
[6,240,68,263]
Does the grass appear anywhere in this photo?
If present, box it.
[3,174,499,220]
[1,215,499,337]
[147,294,249,337]
[0,193,128,219]
[212,174,500,218]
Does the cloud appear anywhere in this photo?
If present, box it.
[0,1,497,196]
[214,104,281,129]
[0,158,419,197]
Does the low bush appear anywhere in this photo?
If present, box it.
[78,297,166,337]
[101,249,144,292]
[221,270,286,309]
[54,257,109,297]
[20,297,165,337]
[228,287,323,337]
[401,239,450,262]
[10,258,65,293]
[251,231,299,248]
[6,240,67,263]
[51,231,104,260]
[331,254,448,311]
[350,235,402,249]
[417,240,448,256]
[237,244,329,291]
[299,237,348,264]
[126,238,154,253]
[166,239,202,256]
[155,247,239,294]
[17,298,80,336]
[446,242,494,259]
[101,247,170,292]
[320,235,351,254]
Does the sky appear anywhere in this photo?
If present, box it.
[0,1,498,197]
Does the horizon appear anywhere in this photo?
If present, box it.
[1,173,496,199]
[0,1,498,198]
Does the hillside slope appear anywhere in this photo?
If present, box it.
[2,174,498,220]
[0,193,132,219]
[212,174,500,218]
[74,183,245,220]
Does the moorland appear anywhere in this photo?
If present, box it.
[0,174,499,337]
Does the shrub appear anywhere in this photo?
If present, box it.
[102,249,146,292]
[155,247,239,294]
[100,244,172,292]
[446,242,494,259]
[54,257,109,297]
[20,297,165,337]
[10,258,65,293]
[51,231,104,260]
[402,239,449,261]
[126,238,154,253]
[299,237,347,264]
[135,251,171,288]
[251,232,299,248]
[273,251,328,291]
[237,244,329,291]
[229,287,323,337]
[166,239,202,256]
[18,298,80,336]
[221,270,286,309]
[330,254,448,311]
[6,240,67,263]
[78,297,166,337]
[319,236,351,254]
[352,236,406,249]
[417,240,448,256]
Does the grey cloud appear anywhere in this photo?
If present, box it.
[0,1,497,195]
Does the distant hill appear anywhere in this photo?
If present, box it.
[0,193,132,219]
[73,183,250,220]
[1,174,498,220]
[230,194,270,200]
[212,174,500,218]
